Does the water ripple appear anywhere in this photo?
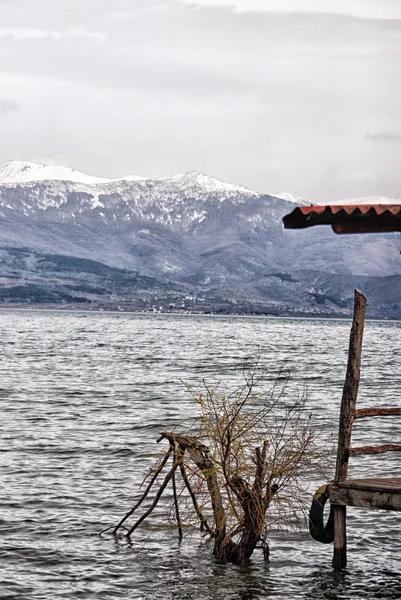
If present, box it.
[0,310,400,599]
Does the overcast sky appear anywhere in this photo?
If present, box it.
[0,0,400,201]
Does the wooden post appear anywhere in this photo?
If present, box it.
[333,505,347,569]
[333,289,367,569]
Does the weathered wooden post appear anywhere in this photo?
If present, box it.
[332,289,367,568]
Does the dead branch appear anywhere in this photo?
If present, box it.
[126,453,180,537]
[179,460,214,536]
[110,445,173,535]
[172,449,183,539]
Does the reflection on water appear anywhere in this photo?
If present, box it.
[0,310,400,599]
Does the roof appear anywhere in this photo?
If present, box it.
[282,204,401,234]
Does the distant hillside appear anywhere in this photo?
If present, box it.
[0,161,400,318]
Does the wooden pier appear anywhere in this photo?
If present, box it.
[281,202,401,569]
[309,290,401,569]
[328,478,401,511]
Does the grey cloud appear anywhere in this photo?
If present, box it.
[1,4,400,96]
[0,0,400,202]
[0,0,157,33]
[0,28,105,40]
[365,132,401,142]
[180,0,401,20]
[0,98,20,114]
[0,34,251,96]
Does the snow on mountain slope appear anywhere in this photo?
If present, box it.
[0,161,114,185]
[0,161,265,230]
[2,161,399,215]
[0,162,257,199]
[327,195,401,206]
[273,192,305,204]
[164,171,258,197]
[275,192,401,206]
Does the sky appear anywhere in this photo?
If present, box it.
[0,0,400,202]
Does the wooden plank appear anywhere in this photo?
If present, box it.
[350,443,401,455]
[334,290,367,483]
[355,407,401,419]
[338,478,401,492]
[329,484,401,511]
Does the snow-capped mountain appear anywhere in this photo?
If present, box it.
[0,160,115,185]
[0,161,256,197]
[0,162,259,221]
[274,191,401,206]
[0,161,400,317]
[328,195,401,206]
[273,192,305,204]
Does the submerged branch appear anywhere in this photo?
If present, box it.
[179,461,214,536]
[112,445,173,534]
[126,453,180,537]
[172,450,183,539]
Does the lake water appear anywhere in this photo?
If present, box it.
[0,310,400,599]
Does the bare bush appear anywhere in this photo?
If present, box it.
[102,361,330,564]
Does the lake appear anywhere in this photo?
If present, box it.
[0,310,400,599]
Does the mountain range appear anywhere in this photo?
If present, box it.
[0,160,400,318]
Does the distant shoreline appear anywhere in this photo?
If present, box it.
[0,303,399,323]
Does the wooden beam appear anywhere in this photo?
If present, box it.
[334,289,367,483]
[329,485,401,511]
[333,478,401,493]
[350,443,401,455]
[355,407,401,419]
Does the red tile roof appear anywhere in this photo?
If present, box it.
[282,204,401,234]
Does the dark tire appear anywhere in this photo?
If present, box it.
[309,484,334,544]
